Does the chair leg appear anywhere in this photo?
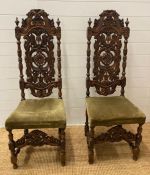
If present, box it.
[85,110,89,136]
[88,126,95,164]
[24,129,29,136]
[58,128,61,140]
[132,124,143,161]
[59,128,66,166]
[7,129,18,169]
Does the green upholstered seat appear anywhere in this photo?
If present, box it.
[86,96,146,126]
[5,98,66,129]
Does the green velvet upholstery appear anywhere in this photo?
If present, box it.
[5,98,66,129]
[86,96,146,126]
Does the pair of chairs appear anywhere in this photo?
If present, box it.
[5,9,146,169]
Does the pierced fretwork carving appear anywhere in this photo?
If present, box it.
[15,130,61,148]
[86,10,130,96]
[15,9,62,98]
[94,125,135,144]
[24,28,55,97]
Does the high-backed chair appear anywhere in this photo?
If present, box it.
[5,9,66,168]
[85,10,146,164]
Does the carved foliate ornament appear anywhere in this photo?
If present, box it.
[86,10,130,96]
[15,9,62,98]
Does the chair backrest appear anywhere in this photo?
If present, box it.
[86,10,130,97]
[15,9,62,100]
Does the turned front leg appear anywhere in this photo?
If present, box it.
[7,129,18,169]
[59,128,66,166]
[133,124,143,161]
[88,126,95,164]
[85,110,89,137]
[24,129,29,136]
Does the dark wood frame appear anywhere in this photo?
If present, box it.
[6,9,65,168]
[85,10,145,164]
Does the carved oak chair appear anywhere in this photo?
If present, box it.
[5,9,66,168]
[85,10,146,164]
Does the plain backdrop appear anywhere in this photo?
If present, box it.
[0,0,150,127]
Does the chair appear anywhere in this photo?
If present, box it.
[5,9,66,168]
[85,10,146,164]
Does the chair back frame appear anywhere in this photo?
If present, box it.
[15,9,62,100]
[86,10,130,97]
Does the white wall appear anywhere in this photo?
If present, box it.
[0,0,150,127]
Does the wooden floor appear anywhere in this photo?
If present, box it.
[0,124,150,175]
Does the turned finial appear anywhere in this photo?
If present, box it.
[57,18,60,27]
[125,18,129,27]
[15,17,19,26]
[88,18,92,27]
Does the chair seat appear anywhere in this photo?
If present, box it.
[86,96,146,126]
[5,98,66,129]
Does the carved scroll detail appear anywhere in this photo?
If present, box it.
[94,125,135,144]
[86,10,130,96]
[15,9,62,98]
[15,130,61,148]
[24,27,55,97]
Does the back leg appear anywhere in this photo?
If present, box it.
[85,110,89,137]
[59,128,66,166]
[132,124,143,161]
[88,126,95,164]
